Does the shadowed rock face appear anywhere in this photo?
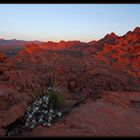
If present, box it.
[0,27,140,136]
[0,51,7,62]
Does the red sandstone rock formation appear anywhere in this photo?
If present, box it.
[0,27,140,136]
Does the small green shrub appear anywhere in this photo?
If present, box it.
[47,87,66,111]
[31,86,66,111]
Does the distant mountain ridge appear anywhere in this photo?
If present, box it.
[0,27,139,58]
[0,39,42,47]
[0,39,42,56]
[14,26,140,80]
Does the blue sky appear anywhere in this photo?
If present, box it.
[0,4,140,42]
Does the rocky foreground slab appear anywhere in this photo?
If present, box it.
[25,92,140,137]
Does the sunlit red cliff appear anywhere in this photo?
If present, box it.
[0,27,140,136]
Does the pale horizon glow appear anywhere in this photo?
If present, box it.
[0,4,140,42]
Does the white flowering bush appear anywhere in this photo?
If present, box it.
[24,87,63,129]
